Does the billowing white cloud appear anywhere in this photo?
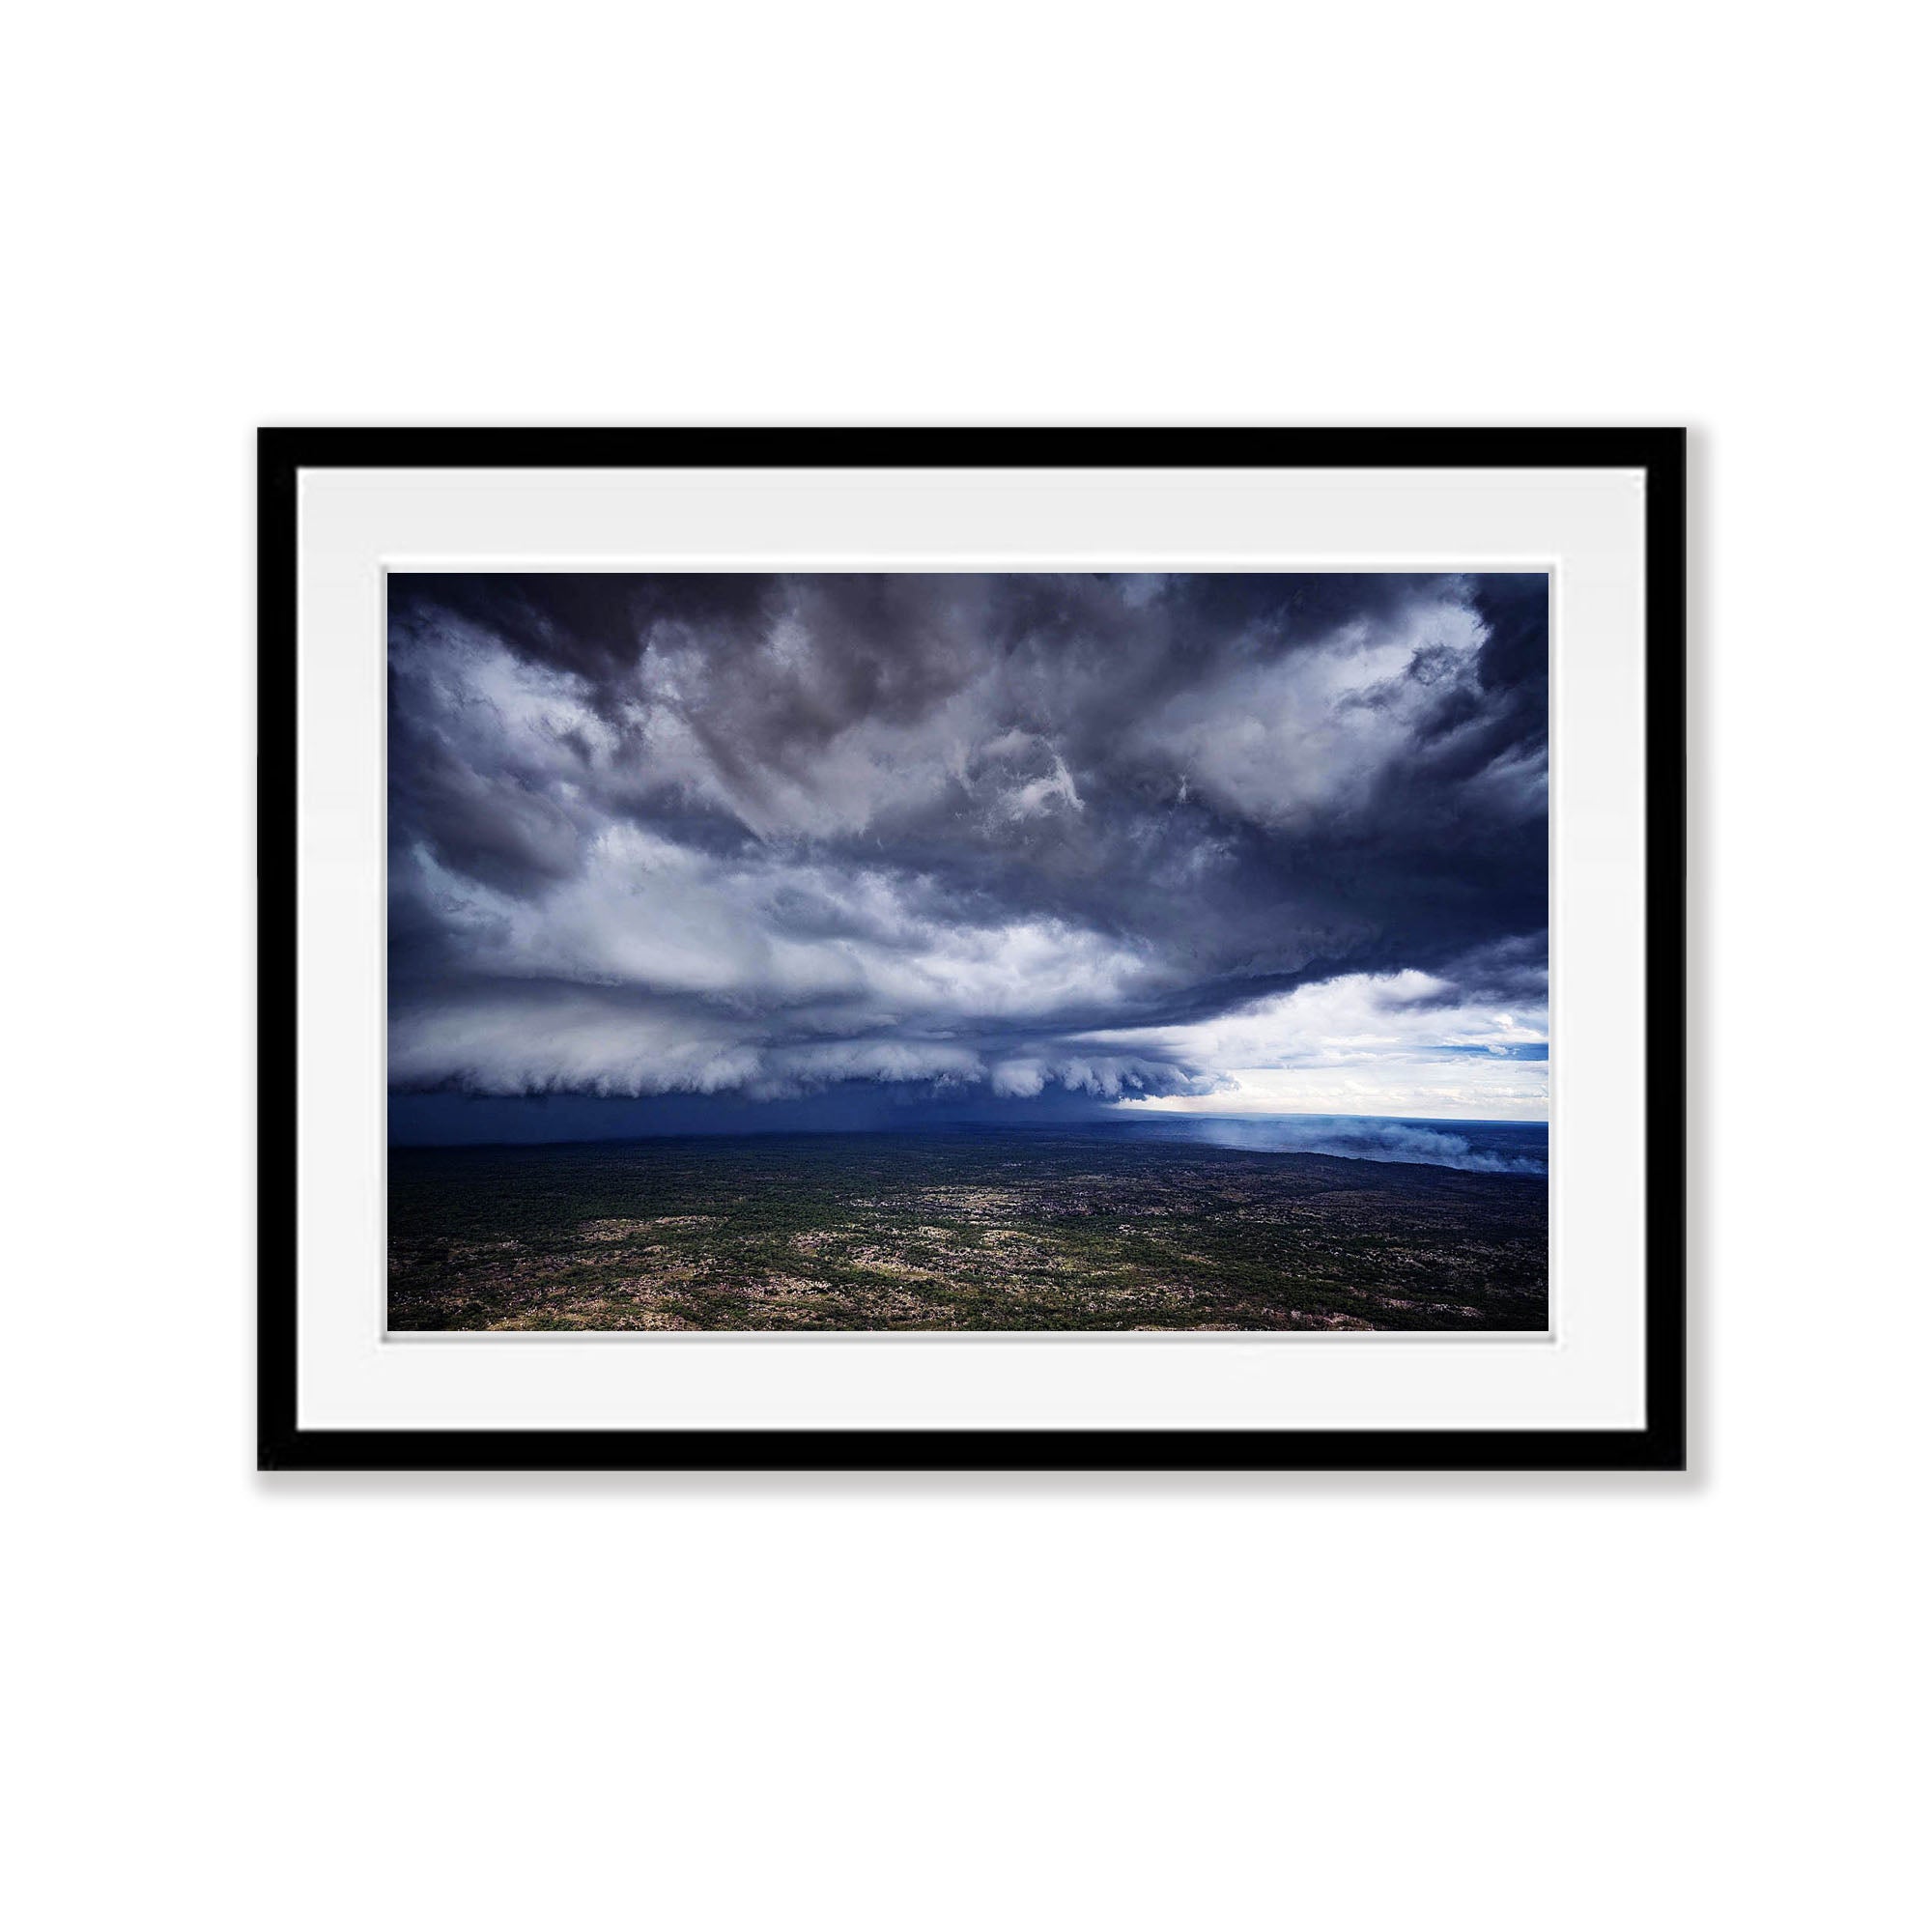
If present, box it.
[1135,602,1516,827]
[406,826,1162,1022]
[1094,971,1548,1120]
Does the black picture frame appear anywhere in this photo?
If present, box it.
[259,427,1686,1473]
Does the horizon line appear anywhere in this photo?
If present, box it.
[387,1108,1551,1152]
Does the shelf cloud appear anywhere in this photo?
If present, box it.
[388,572,1548,1131]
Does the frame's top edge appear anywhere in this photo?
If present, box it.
[256,426,1690,472]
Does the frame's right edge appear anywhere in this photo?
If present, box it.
[1640,427,1690,1472]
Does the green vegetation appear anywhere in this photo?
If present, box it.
[388,1128,1547,1332]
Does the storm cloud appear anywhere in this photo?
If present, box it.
[388,573,1548,1126]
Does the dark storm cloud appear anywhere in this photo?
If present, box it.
[387,572,1548,1110]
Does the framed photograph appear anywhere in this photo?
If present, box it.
[260,428,1685,1471]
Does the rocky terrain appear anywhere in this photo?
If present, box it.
[388,1127,1548,1332]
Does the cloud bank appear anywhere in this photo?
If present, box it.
[388,573,1548,1125]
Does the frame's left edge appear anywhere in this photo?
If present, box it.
[257,431,301,1472]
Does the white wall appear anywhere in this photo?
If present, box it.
[8,5,1923,1928]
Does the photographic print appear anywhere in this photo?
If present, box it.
[386,569,1550,1335]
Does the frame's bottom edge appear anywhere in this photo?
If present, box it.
[258,1424,1688,1474]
